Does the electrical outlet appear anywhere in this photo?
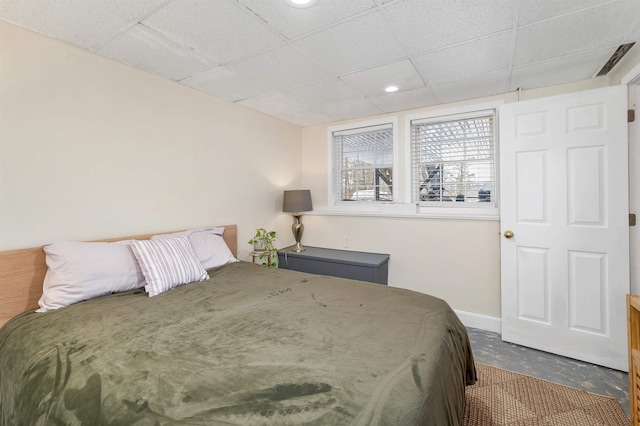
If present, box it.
[343,236,351,248]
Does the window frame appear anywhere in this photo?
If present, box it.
[327,116,399,207]
[317,102,501,220]
[404,102,501,219]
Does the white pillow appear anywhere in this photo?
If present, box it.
[129,237,209,297]
[37,240,146,312]
[151,227,237,270]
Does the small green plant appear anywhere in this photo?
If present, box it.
[248,228,278,267]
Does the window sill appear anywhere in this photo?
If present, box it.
[310,204,499,221]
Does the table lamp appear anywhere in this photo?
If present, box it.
[282,190,312,252]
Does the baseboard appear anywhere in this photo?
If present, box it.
[454,310,501,334]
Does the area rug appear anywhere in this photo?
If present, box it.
[463,363,629,425]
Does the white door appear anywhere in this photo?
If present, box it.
[500,85,630,371]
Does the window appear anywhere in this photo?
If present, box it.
[332,122,394,203]
[321,107,498,219]
[410,110,496,207]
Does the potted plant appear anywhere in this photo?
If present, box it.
[248,228,278,267]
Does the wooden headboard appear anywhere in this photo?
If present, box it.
[0,225,238,328]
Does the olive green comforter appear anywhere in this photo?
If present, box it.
[0,261,476,425]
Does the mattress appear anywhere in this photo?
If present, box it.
[0,261,476,425]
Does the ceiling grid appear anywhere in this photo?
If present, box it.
[1,0,639,126]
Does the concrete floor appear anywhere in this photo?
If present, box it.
[466,327,630,418]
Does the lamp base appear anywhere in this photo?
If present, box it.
[290,242,305,252]
[290,214,305,252]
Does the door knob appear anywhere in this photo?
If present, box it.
[504,230,514,239]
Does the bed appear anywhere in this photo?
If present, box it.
[0,225,476,425]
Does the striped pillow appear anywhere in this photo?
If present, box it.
[129,237,209,297]
[151,227,237,270]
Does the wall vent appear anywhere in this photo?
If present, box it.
[597,42,636,76]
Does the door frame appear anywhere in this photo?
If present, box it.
[624,63,640,294]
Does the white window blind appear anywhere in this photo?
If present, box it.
[411,110,496,206]
[333,123,394,203]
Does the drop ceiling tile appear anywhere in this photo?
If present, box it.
[228,45,332,96]
[518,0,610,26]
[142,0,284,64]
[278,79,362,107]
[293,11,406,76]
[235,82,378,125]
[0,0,129,49]
[382,0,514,55]
[90,0,168,20]
[510,47,615,91]
[238,79,359,119]
[181,66,268,102]
[413,32,512,85]
[237,0,376,39]
[318,98,384,122]
[276,110,336,127]
[430,70,510,104]
[96,24,216,81]
[238,92,313,118]
[340,59,425,98]
[367,87,438,113]
[514,2,640,66]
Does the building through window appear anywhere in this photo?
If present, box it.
[332,123,394,203]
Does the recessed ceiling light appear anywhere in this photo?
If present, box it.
[384,85,400,93]
[284,0,318,8]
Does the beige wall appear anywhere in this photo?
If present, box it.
[300,76,626,320]
[3,19,639,322]
[0,21,301,258]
